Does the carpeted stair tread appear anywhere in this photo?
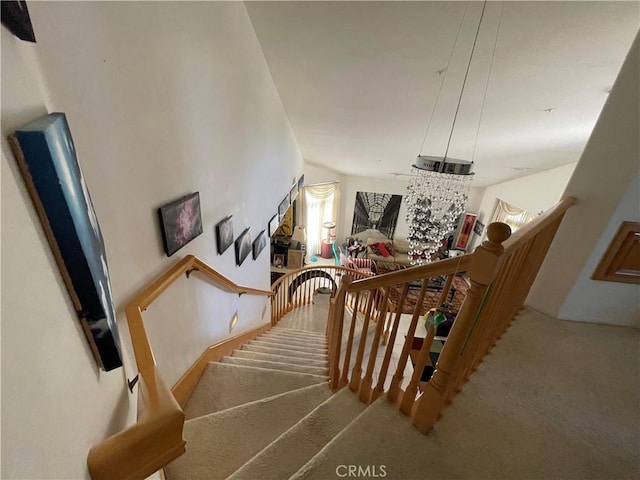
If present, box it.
[290,398,431,480]
[183,363,327,419]
[221,356,328,376]
[165,384,332,480]
[229,388,367,480]
[265,329,327,341]
[261,332,328,346]
[242,344,328,361]
[272,327,326,338]
[232,349,328,367]
[249,339,328,354]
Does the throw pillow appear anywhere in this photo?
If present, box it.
[385,242,395,256]
[377,242,391,257]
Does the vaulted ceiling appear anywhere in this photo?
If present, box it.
[246,1,639,187]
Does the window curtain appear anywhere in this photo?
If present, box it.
[490,199,534,232]
[299,182,340,259]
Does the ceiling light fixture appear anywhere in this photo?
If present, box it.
[406,1,502,264]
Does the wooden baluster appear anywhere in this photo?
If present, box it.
[349,290,375,393]
[372,283,409,401]
[412,222,511,433]
[359,286,390,403]
[437,273,455,307]
[400,320,435,415]
[387,280,429,403]
[341,291,362,388]
[329,275,351,390]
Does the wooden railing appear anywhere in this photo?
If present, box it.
[327,197,575,433]
[87,255,272,480]
[270,265,375,325]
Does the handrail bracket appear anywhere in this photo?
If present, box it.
[185,267,199,278]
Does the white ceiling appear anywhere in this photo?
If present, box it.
[246,1,639,187]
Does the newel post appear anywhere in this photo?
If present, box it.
[412,222,511,433]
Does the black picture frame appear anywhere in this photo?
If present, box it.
[278,195,290,220]
[1,1,36,42]
[10,113,121,371]
[268,214,279,237]
[252,230,267,260]
[235,228,252,266]
[473,220,485,236]
[297,174,305,192]
[290,182,299,203]
[215,215,234,255]
[158,192,203,257]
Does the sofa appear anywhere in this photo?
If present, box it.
[365,237,413,267]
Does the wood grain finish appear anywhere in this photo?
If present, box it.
[592,221,640,284]
[87,255,272,480]
[325,197,575,434]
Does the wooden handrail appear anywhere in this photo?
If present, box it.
[326,197,576,435]
[345,255,473,293]
[88,255,272,480]
[87,367,185,480]
[136,255,272,310]
[503,197,576,251]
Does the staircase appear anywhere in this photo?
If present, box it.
[163,308,640,480]
[164,324,367,480]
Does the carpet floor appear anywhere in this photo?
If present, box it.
[165,303,639,480]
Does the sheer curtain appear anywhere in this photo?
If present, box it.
[299,182,340,259]
[490,198,534,232]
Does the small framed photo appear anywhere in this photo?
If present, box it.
[159,192,203,257]
[215,215,234,255]
[473,220,485,236]
[268,214,279,237]
[273,253,286,268]
[235,228,252,266]
[278,196,290,220]
[289,182,299,203]
[252,230,267,260]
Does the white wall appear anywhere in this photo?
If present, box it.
[1,2,302,478]
[337,173,484,244]
[558,177,639,327]
[528,34,639,324]
[305,161,343,185]
[468,163,576,249]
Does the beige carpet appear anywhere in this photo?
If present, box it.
[166,383,332,480]
[228,388,366,480]
[167,307,639,480]
[292,308,640,480]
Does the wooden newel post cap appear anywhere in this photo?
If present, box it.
[486,222,512,245]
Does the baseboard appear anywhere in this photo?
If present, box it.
[171,322,272,407]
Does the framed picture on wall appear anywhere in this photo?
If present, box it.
[278,195,290,221]
[235,228,252,266]
[268,214,279,237]
[454,213,477,251]
[473,220,485,236]
[9,112,122,371]
[215,215,234,255]
[158,192,203,257]
[252,230,267,260]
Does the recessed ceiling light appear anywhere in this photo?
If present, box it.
[543,108,555,113]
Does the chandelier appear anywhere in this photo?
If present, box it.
[406,1,500,265]
[406,156,473,264]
